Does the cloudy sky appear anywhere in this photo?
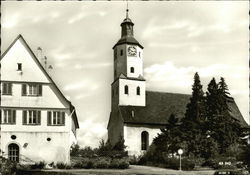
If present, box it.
[1,1,249,148]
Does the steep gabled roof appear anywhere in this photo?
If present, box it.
[1,34,79,128]
[119,91,248,127]
[119,91,190,125]
[227,97,248,127]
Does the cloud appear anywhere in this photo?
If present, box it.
[2,13,20,28]
[74,62,111,69]
[68,13,87,24]
[77,120,107,148]
[63,81,87,91]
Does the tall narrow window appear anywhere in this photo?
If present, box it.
[124,85,129,95]
[130,67,134,73]
[120,49,123,56]
[141,131,149,150]
[8,143,19,162]
[2,83,12,95]
[47,111,65,126]
[139,52,141,58]
[17,63,22,71]
[1,109,16,124]
[137,86,140,95]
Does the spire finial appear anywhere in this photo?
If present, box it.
[126,0,129,18]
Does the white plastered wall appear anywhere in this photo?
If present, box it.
[124,124,161,156]
[119,79,145,106]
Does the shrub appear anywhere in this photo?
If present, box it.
[110,158,129,169]
[202,158,219,168]
[129,155,140,165]
[116,158,129,169]
[56,162,69,169]
[85,160,95,169]
[72,160,82,168]
[95,158,110,169]
[0,157,17,175]
[30,161,45,169]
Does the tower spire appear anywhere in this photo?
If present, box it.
[126,0,129,18]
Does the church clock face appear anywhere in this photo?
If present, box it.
[128,46,137,56]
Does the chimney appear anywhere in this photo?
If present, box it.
[37,47,43,63]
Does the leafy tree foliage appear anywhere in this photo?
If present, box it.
[154,114,183,157]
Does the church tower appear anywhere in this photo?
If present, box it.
[111,9,146,109]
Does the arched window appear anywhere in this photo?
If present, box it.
[141,131,149,150]
[8,143,19,162]
[130,67,134,73]
[137,86,140,95]
[124,85,129,94]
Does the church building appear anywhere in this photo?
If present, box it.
[107,10,247,156]
[0,35,79,163]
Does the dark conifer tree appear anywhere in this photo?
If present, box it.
[184,72,206,122]
[206,77,242,154]
[181,72,207,158]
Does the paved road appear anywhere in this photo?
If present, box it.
[41,165,215,175]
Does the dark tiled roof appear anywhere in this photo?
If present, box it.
[113,36,143,49]
[227,97,248,127]
[119,91,190,125]
[119,91,248,127]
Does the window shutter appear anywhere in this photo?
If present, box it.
[62,112,65,125]
[12,110,16,124]
[23,111,27,124]
[22,84,27,96]
[0,110,2,124]
[38,111,41,124]
[3,83,7,94]
[47,111,51,125]
[38,85,42,96]
[10,83,13,95]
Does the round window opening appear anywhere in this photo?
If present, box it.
[11,135,17,140]
[47,138,51,142]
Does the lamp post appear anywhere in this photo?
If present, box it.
[178,148,183,171]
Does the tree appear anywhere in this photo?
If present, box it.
[153,114,183,157]
[206,77,242,154]
[239,144,250,167]
[181,72,207,158]
[184,72,205,122]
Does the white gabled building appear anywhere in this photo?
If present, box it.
[0,34,79,164]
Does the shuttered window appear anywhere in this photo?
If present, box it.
[2,83,12,95]
[22,83,42,96]
[47,111,65,126]
[1,109,16,124]
[22,110,41,125]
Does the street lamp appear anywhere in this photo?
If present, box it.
[178,148,183,171]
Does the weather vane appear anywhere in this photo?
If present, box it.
[126,0,129,18]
